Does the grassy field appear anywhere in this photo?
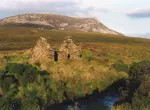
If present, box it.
[0,26,150,50]
[0,26,150,109]
[1,26,150,68]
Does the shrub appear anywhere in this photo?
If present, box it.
[22,55,31,60]
[113,62,130,73]
[112,103,132,110]
[129,60,150,80]
[129,75,150,110]
[4,63,24,75]
[114,61,150,110]
[0,63,50,109]
[0,84,19,110]
[82,50,95,62]
[21,89,40,110]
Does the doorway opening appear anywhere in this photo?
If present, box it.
[67,54,70,59]
[54,51,58,62]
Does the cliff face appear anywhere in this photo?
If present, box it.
[0,13,121,35]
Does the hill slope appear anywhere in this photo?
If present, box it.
[0,13,121,35]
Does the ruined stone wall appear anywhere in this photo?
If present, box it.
[30,36,81,62]
[30,37,53,62]
[59,36,81,60]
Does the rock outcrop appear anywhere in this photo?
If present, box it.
[59,36,81,60]
[30,37,53,62]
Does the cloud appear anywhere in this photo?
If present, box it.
[76,0,111,12]
[0,0,79,18]
[0,0,110,12]
[126,8,150,18]
[0,0,77,9]
[0,0,111,19]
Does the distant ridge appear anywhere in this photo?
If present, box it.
[0,13,122,35]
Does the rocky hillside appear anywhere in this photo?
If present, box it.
[0,13,121,35]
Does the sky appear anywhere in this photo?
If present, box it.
[0,0,150,36]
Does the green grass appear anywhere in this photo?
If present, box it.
[112,60,150,110]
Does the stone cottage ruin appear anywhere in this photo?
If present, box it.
[30,36,81,62]
[59,36,81,60]
[30,37,53,62]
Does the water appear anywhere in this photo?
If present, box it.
[47,92,119,110]
[47,79,125,110]
[69,94,119,110]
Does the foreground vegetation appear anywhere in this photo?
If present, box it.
[113,60,150,110]
[0,52,127,110]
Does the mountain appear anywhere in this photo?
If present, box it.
[0,13,121,35]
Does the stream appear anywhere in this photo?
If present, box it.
[47,79,126,110]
